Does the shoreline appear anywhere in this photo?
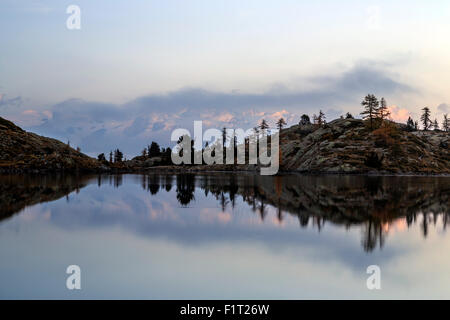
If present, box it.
[1,166,449,177]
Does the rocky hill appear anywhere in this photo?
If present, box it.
[279,118,449,174]
[0,116,449,174]
[0,117,103,172]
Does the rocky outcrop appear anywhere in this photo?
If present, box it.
[0,117,104,172]
[280,118,450,174]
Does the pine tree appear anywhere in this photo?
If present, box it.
[221,127,228,161]
[433,119,439,131]
[259,119,269,134]
[443,114,449,132]
[114,149,123,162]
[360,94,380,129]
[276,118,287,131]
[317,110,326,126]
[97,153,106,161]
[148,141,161,157]
[221,127,228,148]
[406,116,415,131]
[109,151,113,163]
[379,97,391,122]
[420,107,432,130]
[312,114,318,125]
[299,114,311,125]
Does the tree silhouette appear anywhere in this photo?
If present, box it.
[176,174,196,206]
[360,94,380,129]
[114,149,123,162]
[318,110,326,126]
[345,112,354,119]
[97,153,106,162]
[221,127,228,160]
[443,114,450,132]
[276,118,287,131]
[148,141,161,157]
[420,107,432,130]
[259,119,269,134]
[162,147,172,165]
[148,175,160,195]
[433,119,439,131]
[299,114,311,125]
[406,117,415,131]
[379,97,391,122]
[176,135,190,161]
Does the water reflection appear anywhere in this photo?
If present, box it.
[1,173,449,253]
[122,174,450,252]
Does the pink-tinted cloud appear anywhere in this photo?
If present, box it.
[388,105,411,122]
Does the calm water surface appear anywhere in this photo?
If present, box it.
[0,173,449,299]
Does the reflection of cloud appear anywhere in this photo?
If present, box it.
[200,208,232,224]
[382,218,407,234]
[16,177,404,274]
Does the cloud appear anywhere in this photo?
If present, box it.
[388,105,411,122]
[437,103,449,114]
[0,95,22,108]
[309,62,412,96]
[8,62,413,157]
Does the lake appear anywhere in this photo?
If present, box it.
[0,173,449,299]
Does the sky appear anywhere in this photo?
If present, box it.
[1,0,450,157]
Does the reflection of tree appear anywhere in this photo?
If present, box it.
[0,174,94,222]
[176,174,196,206]
[362,220,385,252]
[113,174,122,188]
[163,175,173,192]
[194,174,450,252]
[220,192,228,212]
[148,175,160,195]
[2,173,449,253]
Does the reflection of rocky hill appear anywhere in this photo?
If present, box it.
[0,174,94,222]
[1,172,449,252]
[247,175,449,224]
[191,174,449,223]
[179,173,450,251]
